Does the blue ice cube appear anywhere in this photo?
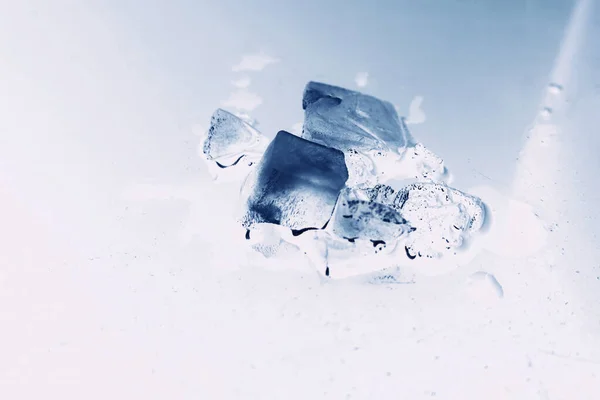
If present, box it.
[242,131,349,230]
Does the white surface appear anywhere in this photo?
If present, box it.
[1,1,599,399]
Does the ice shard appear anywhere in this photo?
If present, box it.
[330,188,412,242]
[241,131,348,230]
[202,108,269,167]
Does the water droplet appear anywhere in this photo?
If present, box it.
[548,82,563,94]
[540,107,553,119]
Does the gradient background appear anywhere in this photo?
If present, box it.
[1,1,599,398]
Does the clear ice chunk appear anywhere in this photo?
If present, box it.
[330,188,412,242]
[364,182,486,259]
[302,81,412,153]
[202,108,268,167]
[301,82,449,186]
[241,130,348,230]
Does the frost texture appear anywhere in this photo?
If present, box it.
[364,182,486,259]
[330,188,412,242]
[241,131,348,230]
[290,229,402,279]
[203,108,268,167]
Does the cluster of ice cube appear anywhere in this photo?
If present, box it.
[201,82,487,278]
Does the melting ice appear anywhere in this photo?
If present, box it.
[363,182,486,259]
[201,82,489,279]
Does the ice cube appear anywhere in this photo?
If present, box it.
[202,108,268,166]
[364,182,486,259]
[301,82,450,186]
[330,188,412,242]
[401,183,486,258]
[241,130,348,230]
[302,81,413,153]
